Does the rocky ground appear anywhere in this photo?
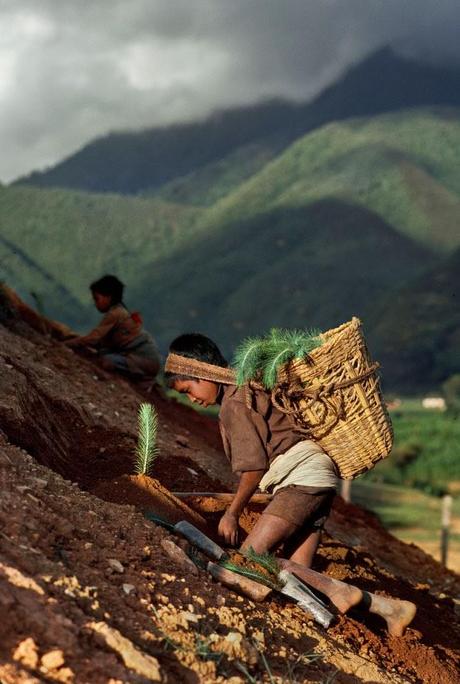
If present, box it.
[0,308,459,683]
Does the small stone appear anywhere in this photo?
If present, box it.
[216,595,226,606]
[13,637,39,668]
[123,584,135,595]
[41,649,65,670]
[179,610,200,624]
[108,559,124,573]
[160,539,198,575]
[225,632,243,645]
[154,593,169,605]
[31,477,48,488]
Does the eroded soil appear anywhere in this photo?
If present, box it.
[1,311,460,683]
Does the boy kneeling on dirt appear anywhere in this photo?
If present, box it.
[165,333,338,568]
[165,333,418,636]
[66,275,160,387]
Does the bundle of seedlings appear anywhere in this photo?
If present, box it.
[234,318,393,479]
[233,327,322,389]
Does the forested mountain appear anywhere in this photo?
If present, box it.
[3,54,460,391]
[15,47,460,195]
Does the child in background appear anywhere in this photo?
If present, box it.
[66,275,160,386]
[165,332,338,568]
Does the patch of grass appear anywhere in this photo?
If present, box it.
[365,400,460,493]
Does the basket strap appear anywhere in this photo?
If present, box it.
[271,362,380,437]
[301,362,380,401]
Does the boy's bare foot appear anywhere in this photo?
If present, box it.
[326,579,364,614]
[279,559,363,614]
[365,592,417,636]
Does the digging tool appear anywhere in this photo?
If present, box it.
[277,570,333,628]
[168,520,334,627]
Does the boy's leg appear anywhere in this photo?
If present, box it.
[240,513,298,555]
[280,561,416,634]
[243,486,334,567]
[286,529,322,567]
[279,559,363,614]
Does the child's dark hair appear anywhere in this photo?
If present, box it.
[166,333,227,386]
[90,275,124,304]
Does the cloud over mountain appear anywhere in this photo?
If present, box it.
[1,0,460,182]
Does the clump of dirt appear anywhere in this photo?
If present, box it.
[1,299,460,683]
[92,473,208,529]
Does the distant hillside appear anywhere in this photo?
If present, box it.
[368,248,460,391]
[4,107,459,389]
[15,47,460,195]
[132,199,435,360]
[0,233,87,325]
[198,108,460,254]
[0,185,202,326]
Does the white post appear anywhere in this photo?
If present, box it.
[440,495,453,567]
[341,479,352,503]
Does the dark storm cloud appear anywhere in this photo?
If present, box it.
[1,0,460,182]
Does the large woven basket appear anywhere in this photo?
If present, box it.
[272,317,393,479]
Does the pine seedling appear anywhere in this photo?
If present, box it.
[233,327,323,389]
[233,335,266,386]
[135,402,159,476]
[262,328,322,389]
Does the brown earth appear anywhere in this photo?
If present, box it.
[1,307,460,683]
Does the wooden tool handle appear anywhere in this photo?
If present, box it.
[207,562,272,601]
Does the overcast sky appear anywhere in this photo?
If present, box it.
[1,0,459,183]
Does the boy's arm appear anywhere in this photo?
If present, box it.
[218,469,264,545]
[65,309,118,348]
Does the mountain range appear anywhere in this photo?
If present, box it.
[2,47,459,391]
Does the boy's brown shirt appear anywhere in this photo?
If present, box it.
[78,304,143,350]
[219,385,301,473]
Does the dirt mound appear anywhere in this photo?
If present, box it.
[1,311,460,682]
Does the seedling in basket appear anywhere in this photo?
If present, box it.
[135,402,159,476]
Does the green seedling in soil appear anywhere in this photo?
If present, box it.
[135,402,159,476]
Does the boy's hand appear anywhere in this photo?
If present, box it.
[218,511,239,546]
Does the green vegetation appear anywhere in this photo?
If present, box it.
[234,328,322,388]
[135,403,159,476]
[0,184,202,327]
[365,401,460,494]
[351,480,460,571]
[2,108,459,391]
[201,108,460,254]
[152,142,280,207]
[367,248,460,391]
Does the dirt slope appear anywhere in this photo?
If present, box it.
[0,314,459,683]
